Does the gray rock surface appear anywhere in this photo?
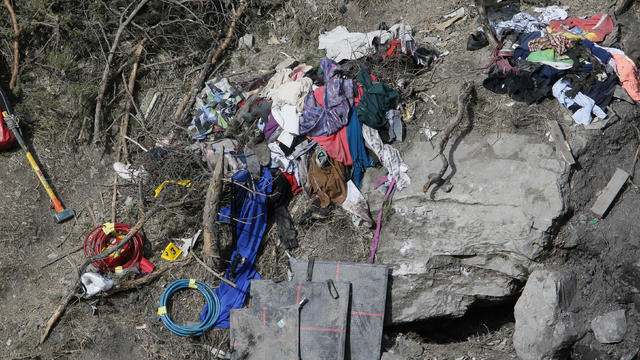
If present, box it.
[362,133,568,323]
[591,309,627,344]
[513,269,580,360]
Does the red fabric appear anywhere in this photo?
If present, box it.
[382,39,402,60]
[310,86,353,165]
[310,126,353,166]
[0,108,15,151]
[549,14,614,42]
[353,74,377,107]
[280,170,302,195]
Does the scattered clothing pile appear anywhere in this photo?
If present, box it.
[480,7,640,125]
[182,24,423,335]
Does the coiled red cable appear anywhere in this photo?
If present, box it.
[83,223,144,273]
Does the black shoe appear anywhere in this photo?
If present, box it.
[467,31,489,51]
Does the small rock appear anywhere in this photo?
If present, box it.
[591,309,627,344]
[6,338,11,347]
[124,196,134,207]
[395,336,424,358]
[380,351,403,360]
[238,33,254,49]
[267,34,280,45]
[47,252,58,259]
[423,36,439,44]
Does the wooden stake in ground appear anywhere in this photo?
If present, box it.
[423,82,475,193]
[174,0,248,123]
[4,0,19,89]
[39,199,192,346]
[93,0,150,145]
[202,149,224,259]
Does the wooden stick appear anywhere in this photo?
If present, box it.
[124,135,148,152]
[41,246,83,269]
[193,252,237,288]
[4,0,19,89]
[39,199,192,346]
[423,82,475,193]
[111,39,145,223]
[93,0,150,145]
[174,0,248,123]
[202,149,224,257]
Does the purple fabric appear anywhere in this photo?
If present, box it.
[370,178,396,264]
[299,58,355,137]
[263,113,279,139]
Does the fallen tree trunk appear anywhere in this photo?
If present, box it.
[202,149,225,263]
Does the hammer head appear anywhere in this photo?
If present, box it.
[53,208,75,223]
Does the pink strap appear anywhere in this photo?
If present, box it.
[369,178,396,264]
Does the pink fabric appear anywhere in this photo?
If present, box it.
[310,86,353,165]
[549,14,614,42]
[370,178,396,264]
[310,126,353,166]
[612,54,640,101]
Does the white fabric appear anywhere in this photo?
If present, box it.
[341,180,373,226]
[318,26,394,62]
[259,68,292,97]
[268,77,312,112]
[534,6,569,24]
[552,79,607,125]
[388,23,416,55]
[361,124,411,190]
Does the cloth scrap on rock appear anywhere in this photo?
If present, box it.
[361,124,410,190]
[318,26,394,63]
[300,58,354,137]
[356,66,399,130]
[552,79,607,125]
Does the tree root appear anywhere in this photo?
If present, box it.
[4,0,19,89]
[423,82,475,194]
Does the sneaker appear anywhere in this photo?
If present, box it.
[498,34,519,57]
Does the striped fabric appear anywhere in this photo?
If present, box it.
[528,34,574,54]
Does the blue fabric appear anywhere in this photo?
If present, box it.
[218,206,231,223]
[346,110,373,189]
[581,39,611,65]
[202,167,273,328]
[514,31,542,61]
[532,65,566,85]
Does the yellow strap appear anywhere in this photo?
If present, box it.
[102,222,115,235]
[188,278,198,289]
[154,179,192,198]
[115,266,123,274]
[157,306,167,316]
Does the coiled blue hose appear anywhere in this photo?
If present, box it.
[157,278,220,337]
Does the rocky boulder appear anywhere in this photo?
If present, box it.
[591,309,627,344]
[513,269,580,360]
[362,133,568,323]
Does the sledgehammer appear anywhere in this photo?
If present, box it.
[0,91,74,223]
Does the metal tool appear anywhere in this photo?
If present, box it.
[0,89,74,223]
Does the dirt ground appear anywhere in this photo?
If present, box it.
[1,0,638,359]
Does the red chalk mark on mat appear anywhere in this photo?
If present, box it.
[296,281,302,303]
[300,326,346,333]
[272,337,299,343]
[262,307,266,328]
[335,261,341,281]
[231,342,248,347]
[351,311,384,317]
